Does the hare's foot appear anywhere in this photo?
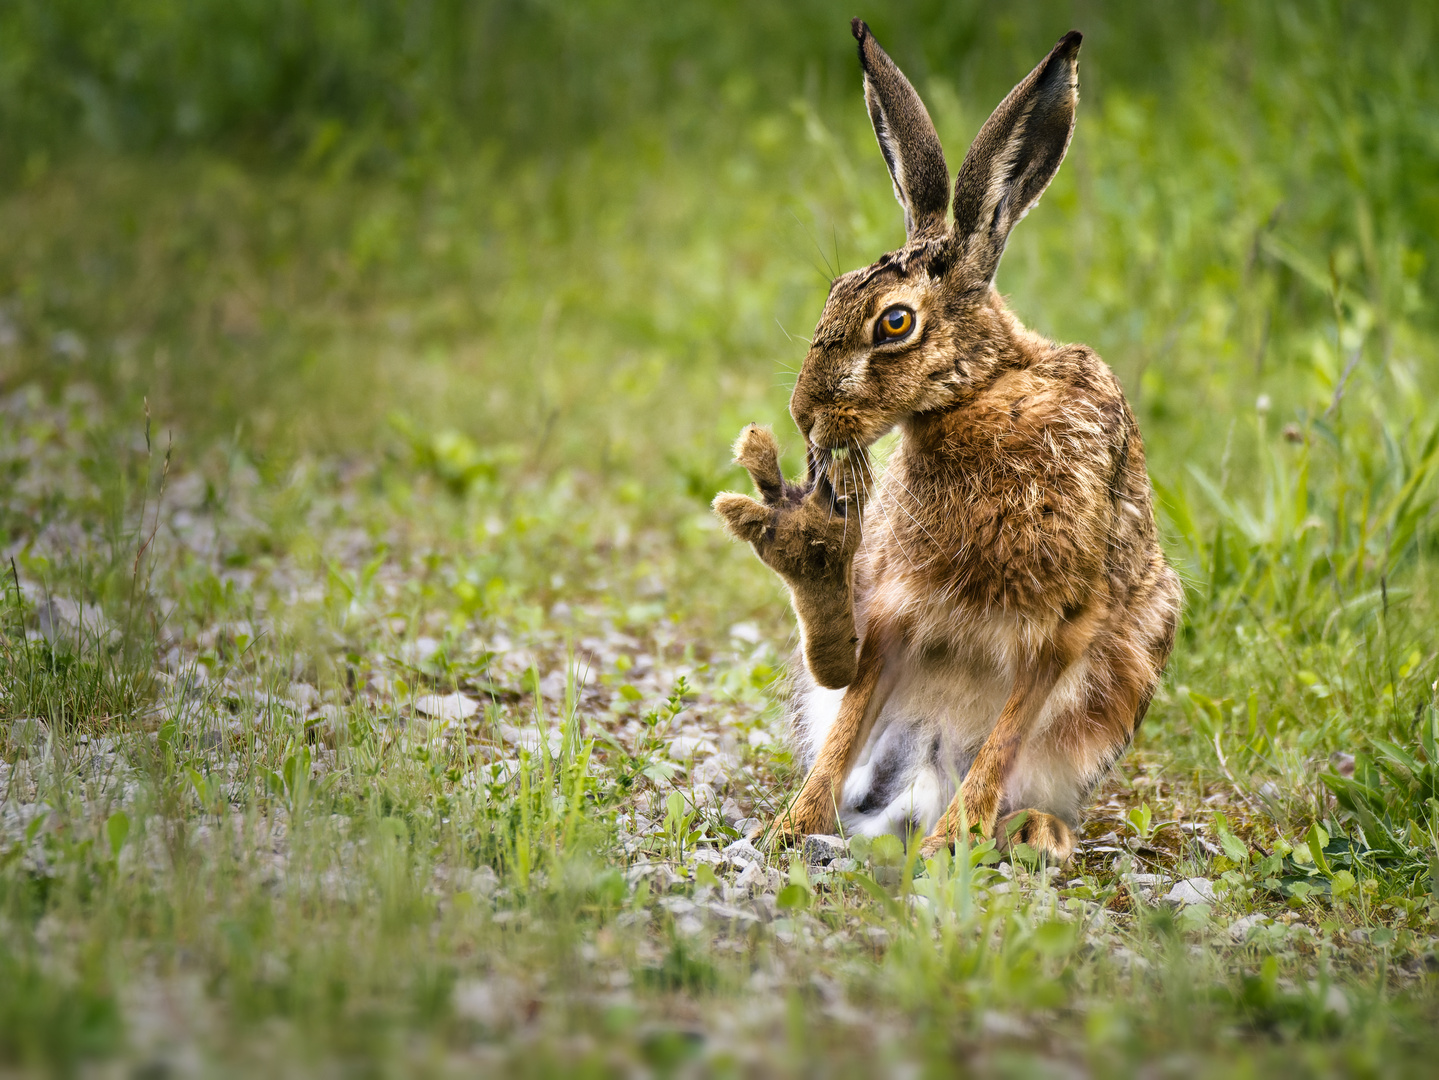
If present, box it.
[763,777,838,852]
[917,778,1000,858]
[996,809,1075,863]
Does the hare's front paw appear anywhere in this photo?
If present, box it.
[712,425,868,584]
[762,783,837,852]
[918,778,999,857]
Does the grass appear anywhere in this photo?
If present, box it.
[2,0,1439,1074]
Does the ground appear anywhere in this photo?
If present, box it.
[2,363,1436,1076]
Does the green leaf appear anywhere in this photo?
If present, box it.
[776,883,811,911]
[1307,823,1333,876]
[1178,903,1211,931]
[869,833,905,867]
[694,862,721,889]
[842,871,902,917]
[1126,802,1153,839]
[24,813,48,845]
[1219,829,1249,865]
[970,839,1002,866]
[105,811,130,859]
[1330,869,1356,898]
[1008,841,1040,867]
[1031,921,1076,956]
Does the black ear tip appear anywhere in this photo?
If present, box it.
[851,17,867,42]
[1058,29,1083,53]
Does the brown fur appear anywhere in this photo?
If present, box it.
[713,24,1181,862]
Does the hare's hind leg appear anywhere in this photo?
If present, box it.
[995,575,1182,863]
[917,648,1066,858]
[996,809,1075,861]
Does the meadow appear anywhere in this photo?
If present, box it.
[2,1,1438,1074]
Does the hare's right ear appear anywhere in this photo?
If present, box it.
[852,19,950,241]
[951,31,1081,286]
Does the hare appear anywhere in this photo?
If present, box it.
[713,21,1181,862]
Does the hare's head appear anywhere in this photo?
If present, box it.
[790,21,1081,451]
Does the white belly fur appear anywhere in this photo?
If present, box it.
[790,610,1094,838]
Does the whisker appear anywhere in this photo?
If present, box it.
[773,319,813,348]
[863,450,944,558]
[789,209,838,284]
[854,440,920,572]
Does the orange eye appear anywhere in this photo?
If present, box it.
[877,306,914,341]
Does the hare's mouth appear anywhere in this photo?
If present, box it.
[804,441,871,518]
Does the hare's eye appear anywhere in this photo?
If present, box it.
[876,306,915,342]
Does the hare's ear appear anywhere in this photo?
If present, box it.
[852,19,950,241]
[951,31,1081,285]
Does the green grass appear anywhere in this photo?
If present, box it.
[2,0,1439,1075]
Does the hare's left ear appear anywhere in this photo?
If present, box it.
[952,31,1081,286]
[852,19,950,241]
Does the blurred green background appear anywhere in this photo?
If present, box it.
[3,0,1435,486]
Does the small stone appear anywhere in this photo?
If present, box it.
[398,637,441,666]
[538,670,569,701]
[498,724,562,756]
[720,797,745,825]
[468,865,499,897]
[1229,913,1271,942]
[668,735,716,759]
[703,901,761,926]
[728,622,762,645]
[802,834,848,865]
[8,718,48,747]
[1163,878,1216,906]
[722,837,763,867]
[414,692,480,722]
[288,682,322,709]
[733,862,768,893]
[1323,985,1350,1017]
[981,1011,1033,1039]
[312,704,347,748]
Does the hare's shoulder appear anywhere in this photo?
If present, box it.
[949,345,1129,466]
[997,346,1126,425]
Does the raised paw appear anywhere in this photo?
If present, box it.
[996,809,1075,863]
[711,424,871,584]
[732,424,786,503]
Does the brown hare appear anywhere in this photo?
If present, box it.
[713,20,1182,862]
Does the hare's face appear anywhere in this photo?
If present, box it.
[788,20,1081,453]
[790,240,977,451]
